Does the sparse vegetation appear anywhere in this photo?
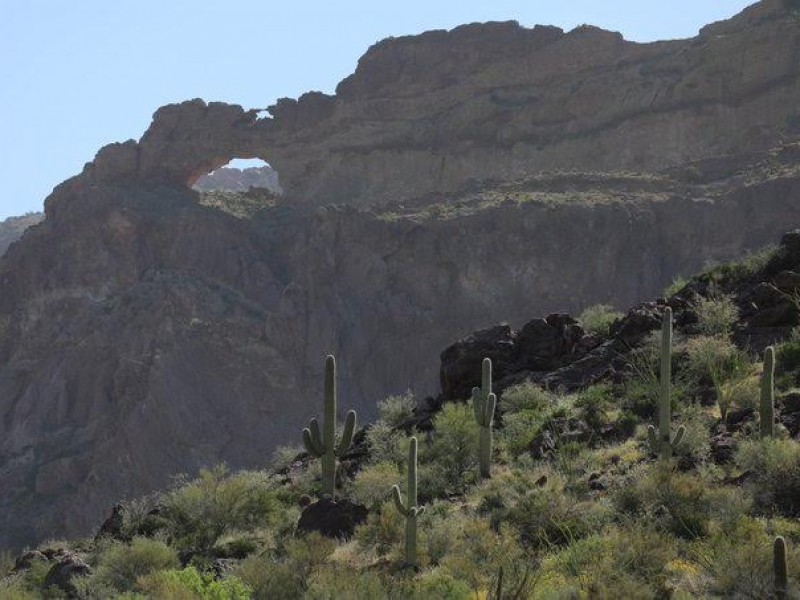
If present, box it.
[578,304,623,336]
[6,235,800,599]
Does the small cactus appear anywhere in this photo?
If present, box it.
[647,307,685,459]
[392,436,424,567]
[302,355,357,498]
[472,357,497,479]
[761,346,776,439]
[775,535,788,600]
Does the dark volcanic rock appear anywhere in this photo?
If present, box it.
[440,324,516,401]
[43,554,92,597]
[296,498,368,540]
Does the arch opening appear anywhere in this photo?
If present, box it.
[192,158,283,195]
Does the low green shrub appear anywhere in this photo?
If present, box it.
[694,295,739,336]
[578,304,623,337]
[93,537,179,592]
[164,466,279,552]
[737,438,800,516]
[137,566,251,599]
[377,391,416,428]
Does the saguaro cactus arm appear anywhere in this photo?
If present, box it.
[302,418,325,457]
[774,535,788,600]
[337,410,357,456]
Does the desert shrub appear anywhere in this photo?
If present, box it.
[506,477,605,549]
[664,277,689,297]
[500,381,554,414]
[615,465,736,540]
[694,519,800,598]
[579,304,623,337]
[701,245,776,287]
[364,421,407,467]
[236,532,335,600]
[354,500,404,557]
[270,444,305,472]
[304,565,387,599]
[574,383,615,430]
[623,332,689,418]
[92,537,179,592]
[775,329,800,387]
[377,391,416,428]
[497,409,542,458]
[421,403,479,495]
[737,438,800,516]
[440,519,529,594]
[164,466,279,552]
[137,566,251,599]
[390,568,472,600]
[673,402,712,465]
[348,461,398,509]
[694,295,739,336]
[683,335,755,420]
[417,500,462,565]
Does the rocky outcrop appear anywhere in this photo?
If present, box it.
[59,0,800,208]
[0,213,43,257]
[2,1,800,550]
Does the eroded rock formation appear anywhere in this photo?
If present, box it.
[1,0,800,549]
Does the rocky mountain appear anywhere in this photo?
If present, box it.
[0,213,43,257]
[1,0,800,550]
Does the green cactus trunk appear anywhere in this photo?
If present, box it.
[473,357,497,479]
[392,436,424,567]
[761,346,776,439]
[302,355,357,499]
[775,535,788,600]
[659,306,672,454]
[647,307,685,459]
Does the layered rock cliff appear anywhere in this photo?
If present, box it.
[1,0,800,549]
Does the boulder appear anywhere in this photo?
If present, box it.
[296,498,368,540]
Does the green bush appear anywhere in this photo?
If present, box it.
[694,295,739,336]
[354,500,405,557]
[377,391,416,428]
[348,461,399,509]
[737,438,800,516]
[164,466,279,552]
[421,403,479,495]
[578,304,623,337]
[500,381,554,414]
[364,421,407,467]
[93,537,179,592]
[137,566,251,599]
[304,566,387,599]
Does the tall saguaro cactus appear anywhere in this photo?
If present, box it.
[647,307,685,459]
[392,436,424,567]
[761,346,776,439]
[775,535,788,600]
[472,357,497,479]
[302,355,357,498]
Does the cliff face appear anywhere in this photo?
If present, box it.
[2,0,800,549]
[78,0,800,205]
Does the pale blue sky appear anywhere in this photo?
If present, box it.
[0,1,754,220]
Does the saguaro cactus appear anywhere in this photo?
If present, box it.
[472,357,497,479]
[647,307,685,459]
[392,436,424,567]
[761,346,776,439]
[302,355,357,498]
[775,535,788,600]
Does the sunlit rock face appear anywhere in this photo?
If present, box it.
[3,0,800,550]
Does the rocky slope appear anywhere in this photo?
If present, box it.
[1,0,800,550]
[193,165,281,194]
[0,213,43,257]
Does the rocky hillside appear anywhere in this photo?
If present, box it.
[0,213,43,257]
[5,229,800,598]
[1,0,800,551]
